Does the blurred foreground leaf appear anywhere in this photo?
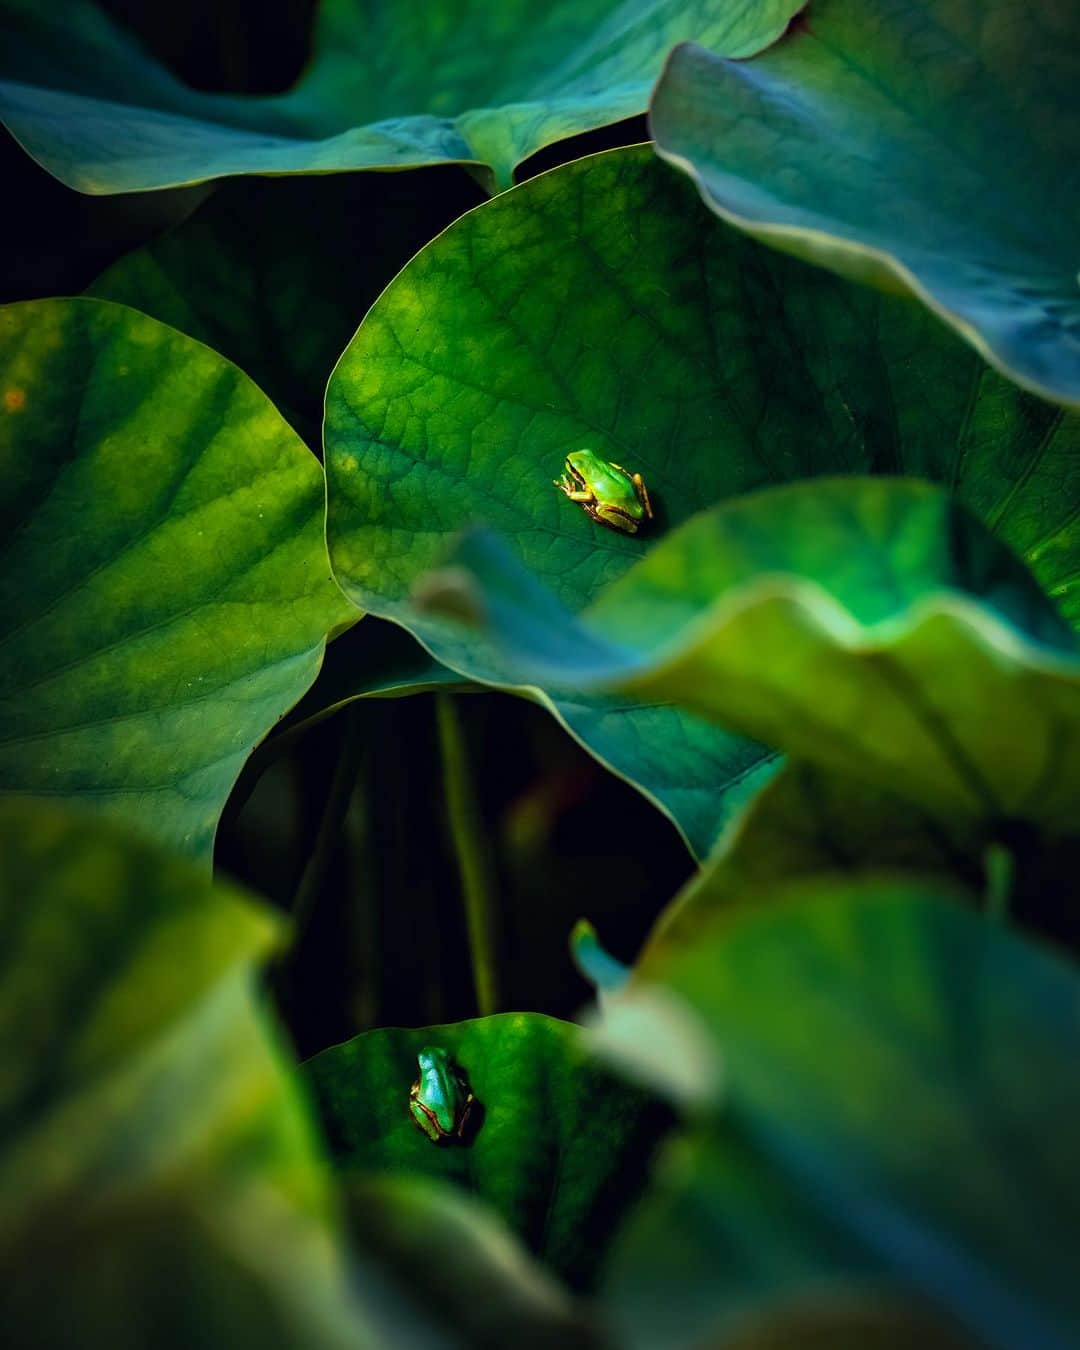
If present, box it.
[0,797,369,1349]
[344,1174,603,1348]
[599,881,1080,1350]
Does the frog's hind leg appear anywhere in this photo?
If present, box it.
[455,1090,477,1140]
[632,473,653,519]
[606,462,653,520]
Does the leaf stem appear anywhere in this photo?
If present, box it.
[436,693,501,1016]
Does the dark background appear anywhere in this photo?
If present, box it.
[4,1,688,1058]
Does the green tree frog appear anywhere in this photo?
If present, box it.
[409,1046,476,1143]
[554,449,653,534]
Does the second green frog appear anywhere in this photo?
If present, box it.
[409,1046,476,1144]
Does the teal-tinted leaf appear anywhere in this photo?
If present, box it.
[0,298,357,861]
[420,478,1080,836]
[650,0,1080,406]
[88,170,486,446]
[0,0,800,194]
[600,882,1080,1350]
[0,796,369,1349]
[304,1013,672,1289]
[325,147,1078,859]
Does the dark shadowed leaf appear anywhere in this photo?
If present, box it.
[638,759,1080,970]
[88,169,487,446]
[276,618,476,748]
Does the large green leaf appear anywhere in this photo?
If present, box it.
[304,1013,672,1290]
[0,796,368,1349]
[89,176,488,751]
[0,297,356,861]
[88,170,486,446]
[0,0,799,194]
[650,0,1080,407]
[325,146,1078,858]
[419,478,1080,836]
[598,882,1080,1350]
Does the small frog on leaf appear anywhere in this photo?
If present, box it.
[555,449,653,534]
[409,1046,476,1144]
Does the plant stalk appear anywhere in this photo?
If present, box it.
[436,693,501,1016]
